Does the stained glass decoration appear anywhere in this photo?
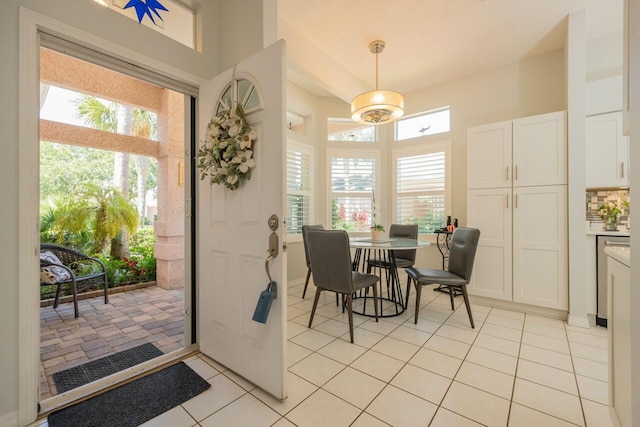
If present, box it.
[124,0,168,25]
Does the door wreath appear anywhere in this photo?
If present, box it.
[196,103,258,190]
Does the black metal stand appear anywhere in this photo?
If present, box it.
[352,248,405,318]
[433,229,462,296]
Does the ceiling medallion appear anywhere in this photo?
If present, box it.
[351,40,404,125]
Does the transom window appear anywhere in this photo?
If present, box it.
[328,118,376,142]
[396,107,451,141]
[94,0,195,49]
[215,78,261,116]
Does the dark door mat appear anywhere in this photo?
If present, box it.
[52,342,164,394]
[48,362,210,427]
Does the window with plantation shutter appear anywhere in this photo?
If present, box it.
[286,141,313,235]
[393,142,451,233]
[327,150,379,232]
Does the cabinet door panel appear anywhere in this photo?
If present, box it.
[513,111,567,187]
[513,185,568,309]
[586,112,629,188]
[467,121,512,189]
[467,189,512,300]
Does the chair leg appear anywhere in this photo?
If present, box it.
[302,268,312,298]
[308,287,322,328]
[104,280,109,304]
[448,285,455,310]
[414,279,422,324]
[347,294,354,343]
[460,285,475,329]
[372,285,379,322]
[71,280,79,319]
[405,275,411,309]
[53,283,62,309]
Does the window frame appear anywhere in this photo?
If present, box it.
[327,118,378,143]
[394,107,451,142]
[286,139,315,241]
[391,140,452,235]
[326,148,380,235]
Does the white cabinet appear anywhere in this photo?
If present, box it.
[512,185,568,310]
[467,188,512,300]
[607,253,631,427]
[586,112,629,188]
[467,111,568,310]
[468,111,567,190]
[512,112,567,187]
[467,121,512,189]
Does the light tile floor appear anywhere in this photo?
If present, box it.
[34,281,613,427]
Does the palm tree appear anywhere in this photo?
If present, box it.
[73,95,156,257]
[46,184,139,256]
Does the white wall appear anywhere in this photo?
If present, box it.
[587,31,624,80]
[285,81,323,283]
[566,10,588,327]
[0,0,272,424]
[283,49,566,285]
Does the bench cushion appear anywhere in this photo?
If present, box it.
[40,251,72,284]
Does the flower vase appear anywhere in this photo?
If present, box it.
[604,216,618,231]
[371,228,383,241]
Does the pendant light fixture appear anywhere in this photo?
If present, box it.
[351,40,404,124]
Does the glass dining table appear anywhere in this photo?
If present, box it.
[349,237,431,318]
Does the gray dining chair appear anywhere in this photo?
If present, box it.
[405,227,480,328]
[367,223,418,307]
[306,229,380,343]
[301,224,324,299]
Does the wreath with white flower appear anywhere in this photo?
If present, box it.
[196,104,258,190]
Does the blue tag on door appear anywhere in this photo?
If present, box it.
[252,282,277,324]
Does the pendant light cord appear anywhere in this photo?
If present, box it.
[375,51,379,90]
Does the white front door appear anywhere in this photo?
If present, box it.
[197,41,287,399]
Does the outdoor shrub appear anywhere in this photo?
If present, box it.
[102,257,128,287]
[130,227,156,258]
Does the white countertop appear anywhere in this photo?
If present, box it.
[586,230,631,237]
[604,246,631,267]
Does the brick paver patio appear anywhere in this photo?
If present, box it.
[40,286,185,400]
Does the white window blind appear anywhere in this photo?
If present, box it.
[286,142,313,235]
[393,143,450,233]
[328,151,378,231]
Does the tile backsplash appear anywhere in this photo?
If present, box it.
[586,189,630,229]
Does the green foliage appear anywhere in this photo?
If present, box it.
[40,142,114,202]
[130,227,156,258]
[74,95,118,131]
[40,142,158,207]
[41,184,139,256]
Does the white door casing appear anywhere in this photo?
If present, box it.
[197,40,287,399]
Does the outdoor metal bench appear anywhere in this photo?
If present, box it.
[40,243,109,318]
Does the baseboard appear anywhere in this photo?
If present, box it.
[567,315,592,328]
[0,411,18,427]
[468,295,568,320]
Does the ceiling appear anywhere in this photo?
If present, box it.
[278,0,623,100]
